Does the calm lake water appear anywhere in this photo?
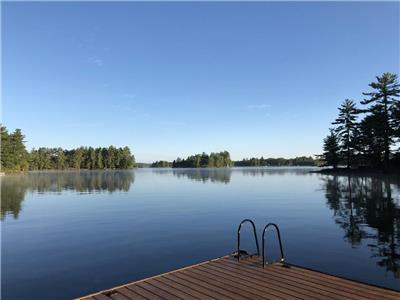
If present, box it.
[1,167,400,299]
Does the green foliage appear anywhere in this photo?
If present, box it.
[320,130,340,168]
[393,101,400,139]
[324,72,400,170]
[172,151,233,168]
[332,99,359,168]
[234,156,316,167]
[151,160,172,168]
[28,146,135,170]
[1,126,136,172]
[357,112,386,167]
[1,127,29,172]
[361,72,400,168]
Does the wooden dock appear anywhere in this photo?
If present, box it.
[76,255,400,300]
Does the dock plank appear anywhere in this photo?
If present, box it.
[114,287,147,300]
[155,275,216,300]
[218,258,368,300]
[227,257,400,300]
[76,255,400,300]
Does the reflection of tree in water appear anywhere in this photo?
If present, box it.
[154,167,318,183]
[240,167,316,177]
[153,168,232,184]
[1,175,28,219]
[1,170,135,220]
[321,175,400,278]
[173,168,232,184]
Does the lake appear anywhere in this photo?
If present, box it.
[1,167,399,299]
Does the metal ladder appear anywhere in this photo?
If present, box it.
[261,222,285,267]
[236,219,260,261]
[235,219,286,268]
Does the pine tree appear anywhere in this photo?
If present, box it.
[332,99,359,168]
[89,147,96,169]
[55,148,67,169]
[321,130,340,168]
[37,148,51,170]
[362,72,400,168]
[95,148,104,169]
[392,100,400,144]
[9,129,28,171]
[107,146,116,169]
[358,113,385,167]
[1,126,12,171]
[72,147,84,169]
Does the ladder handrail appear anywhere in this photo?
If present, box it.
[237,219,260,261]
[262,223,285,267]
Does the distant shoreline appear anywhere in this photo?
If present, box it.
[2,165,320,175]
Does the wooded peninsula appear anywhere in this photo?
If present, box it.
[319,72,400,172]
[0,127,135,172]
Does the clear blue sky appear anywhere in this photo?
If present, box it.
[2,2,399,162]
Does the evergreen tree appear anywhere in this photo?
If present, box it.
[72,147,84,169]
[55,148,67,169]
[332,99,359,168]
[28,148,40,170]
[2,128,29,171]
[151,160,172,167]
[95,148,104,169]
[37,148,52,170]
[391,99,400,144]
[107,146,116,169]
[13,129,29,170]
[321,130,340,168]
[89,147,96,169]
[362,73,400,168]
[358,113,385,167]
[1,126,12,170]
[118,146,134,169]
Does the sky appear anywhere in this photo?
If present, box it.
[2,2,399,163]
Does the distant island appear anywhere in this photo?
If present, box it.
[152,151,233,168]
[317,72,400,174]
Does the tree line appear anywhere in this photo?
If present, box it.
[151,151,233,168]
[152,154,317,168]
[1,126,135,172]
[173,151,233,168]
[321,72,400,171]
[234,156,316,167]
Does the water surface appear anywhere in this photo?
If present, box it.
[2,168,399,299]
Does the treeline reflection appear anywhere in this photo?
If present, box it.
[153,167,317,183]
[1,170,135,219]
[152,168,232,184]
[239,167,317,177]
[321,175,400,278]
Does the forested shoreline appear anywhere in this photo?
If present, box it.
[151,155,317,168]
[1,126,135,172]
[0,127,318,173]
[319,72,400,172]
